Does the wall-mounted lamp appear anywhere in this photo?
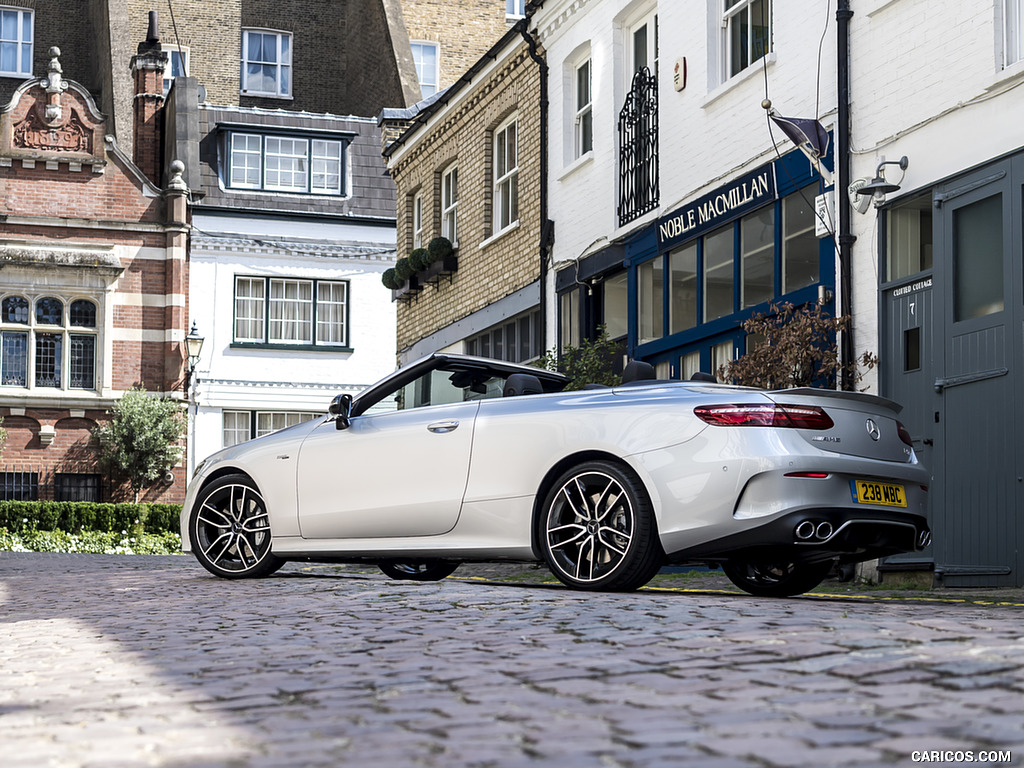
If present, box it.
[184,320,205,393]
[857,156,909,207]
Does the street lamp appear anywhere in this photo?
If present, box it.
[184,320,205,393]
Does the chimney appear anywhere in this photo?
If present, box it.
[129,11,168,185]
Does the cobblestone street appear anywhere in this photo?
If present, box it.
[1,553,1022,767]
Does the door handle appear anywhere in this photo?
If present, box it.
[427,420,460,434]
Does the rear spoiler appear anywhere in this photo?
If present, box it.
[765,387,903,414]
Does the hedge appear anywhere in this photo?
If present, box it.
[0,500,182,535]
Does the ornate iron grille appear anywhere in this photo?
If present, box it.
[1,471,39,501]
[618,67,659,226]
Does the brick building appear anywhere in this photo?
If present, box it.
[381,21,546,364]
[0,46,189,502]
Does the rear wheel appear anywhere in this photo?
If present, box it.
[378,561,460,581]
[722,559,831,597]
[189,474,284,579]
[540,460,662,591]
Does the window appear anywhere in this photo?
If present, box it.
[507,0,526,19]
[412,192,424,250]
[1006,0,1023,67]
[712,339,734,381]
[242,29,292,97]
[233,276,348,347]
[669,244,698,334]
[560,290,580,351]
[163,45,189,96]
[602,272,628,339]
[680,350,701,380]
[0,7,32,78]
[782,187,820,292]
[724,0,771,79]
[575,59,593,158]
[629,11,659,78]
[704,226,735,321]
[954,194,1003,321]
[227,132,347,195]
[1,296,97,390]
[0,471,37,501]
[741,206,775,308]
[223,410,318,447]
[410,41,439,99]
[494,116,519,233]
[54,473,102,502]
[638,256,664,344]
[886,192,933,282]
[441,166,459,244]
[465,309,542,364]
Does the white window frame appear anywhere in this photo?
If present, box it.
[723,0,771,81]
[412,192,424,249]
[223,410,318,447]
[410,40,439,99]
[241,28,292,98]
[627,10,659,82]
[162,44,189,96]
[493,115,519,234]
[1005,0,1023,68]
[507,0,526,20]
[223,410,251,448]
[233,276,349,348]
[0,6,32,78]
[441,165,458,245]
[575,58,593,158]
[227,132,346,196]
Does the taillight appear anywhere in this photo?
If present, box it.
[897,421,914,447]
[693,404,835,430]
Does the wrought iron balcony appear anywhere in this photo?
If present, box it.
[618,67,659,226]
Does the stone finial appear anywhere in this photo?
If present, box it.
[167,159,188,191]
[48,47,63,75]
[41,46,69,123]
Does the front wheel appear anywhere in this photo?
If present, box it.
[722,560,832,597]
[378,561,460,581]
[539,460,662,591]
[189,474,284,579]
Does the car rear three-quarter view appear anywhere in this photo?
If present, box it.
[180,353,930,598]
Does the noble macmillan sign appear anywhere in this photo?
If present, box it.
[657,167,778,250]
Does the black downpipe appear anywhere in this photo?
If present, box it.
[837,0,855,390]
[520,22,552,347]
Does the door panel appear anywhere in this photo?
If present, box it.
[295,401,479,539]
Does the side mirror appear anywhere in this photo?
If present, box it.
[329,393,353,430]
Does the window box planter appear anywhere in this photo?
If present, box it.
[391,274,422,302]
[421,253,459,287]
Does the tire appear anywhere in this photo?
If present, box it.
[539,460,662,591]
[189,474,284,579]
[378,561,460,581]
[722,559,832,597]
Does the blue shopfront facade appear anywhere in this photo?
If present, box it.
[623,148,834,378]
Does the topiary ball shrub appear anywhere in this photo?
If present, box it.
[394,257,414,282]
[427,236,454,264]
[382,268,399,289]
[409,248,431,272]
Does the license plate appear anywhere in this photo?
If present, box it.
[852,480,907,507]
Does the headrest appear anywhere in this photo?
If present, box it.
[621,360,656,384]
[503,373,543,397]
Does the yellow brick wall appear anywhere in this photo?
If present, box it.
[388,43,541,355]
[400,0,513,91]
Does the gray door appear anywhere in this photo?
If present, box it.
[930,162,1019,585]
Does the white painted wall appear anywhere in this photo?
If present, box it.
[188,212,397,465]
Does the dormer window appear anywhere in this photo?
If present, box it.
[227,130,348,196]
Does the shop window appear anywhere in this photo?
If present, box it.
[680,350,701,380]
[704,226,734,321]
[712,339,734,381]
[637,257,664,344]
[669,244,698,334]
[886,192,933,282]
[602,272,628,339]
[782,188,820,292]
[741,207,775,308]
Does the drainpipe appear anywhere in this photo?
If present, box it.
[519,20,552,348]
[837,0,855,390]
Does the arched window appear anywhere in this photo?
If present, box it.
[0,294,98,391]
[36,297,63,325]
[70,300,97,328]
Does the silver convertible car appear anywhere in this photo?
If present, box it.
[181,353,931,597]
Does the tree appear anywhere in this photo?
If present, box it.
[537,326,622,390]
[93,388,186,501]
[721,302,878,389]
